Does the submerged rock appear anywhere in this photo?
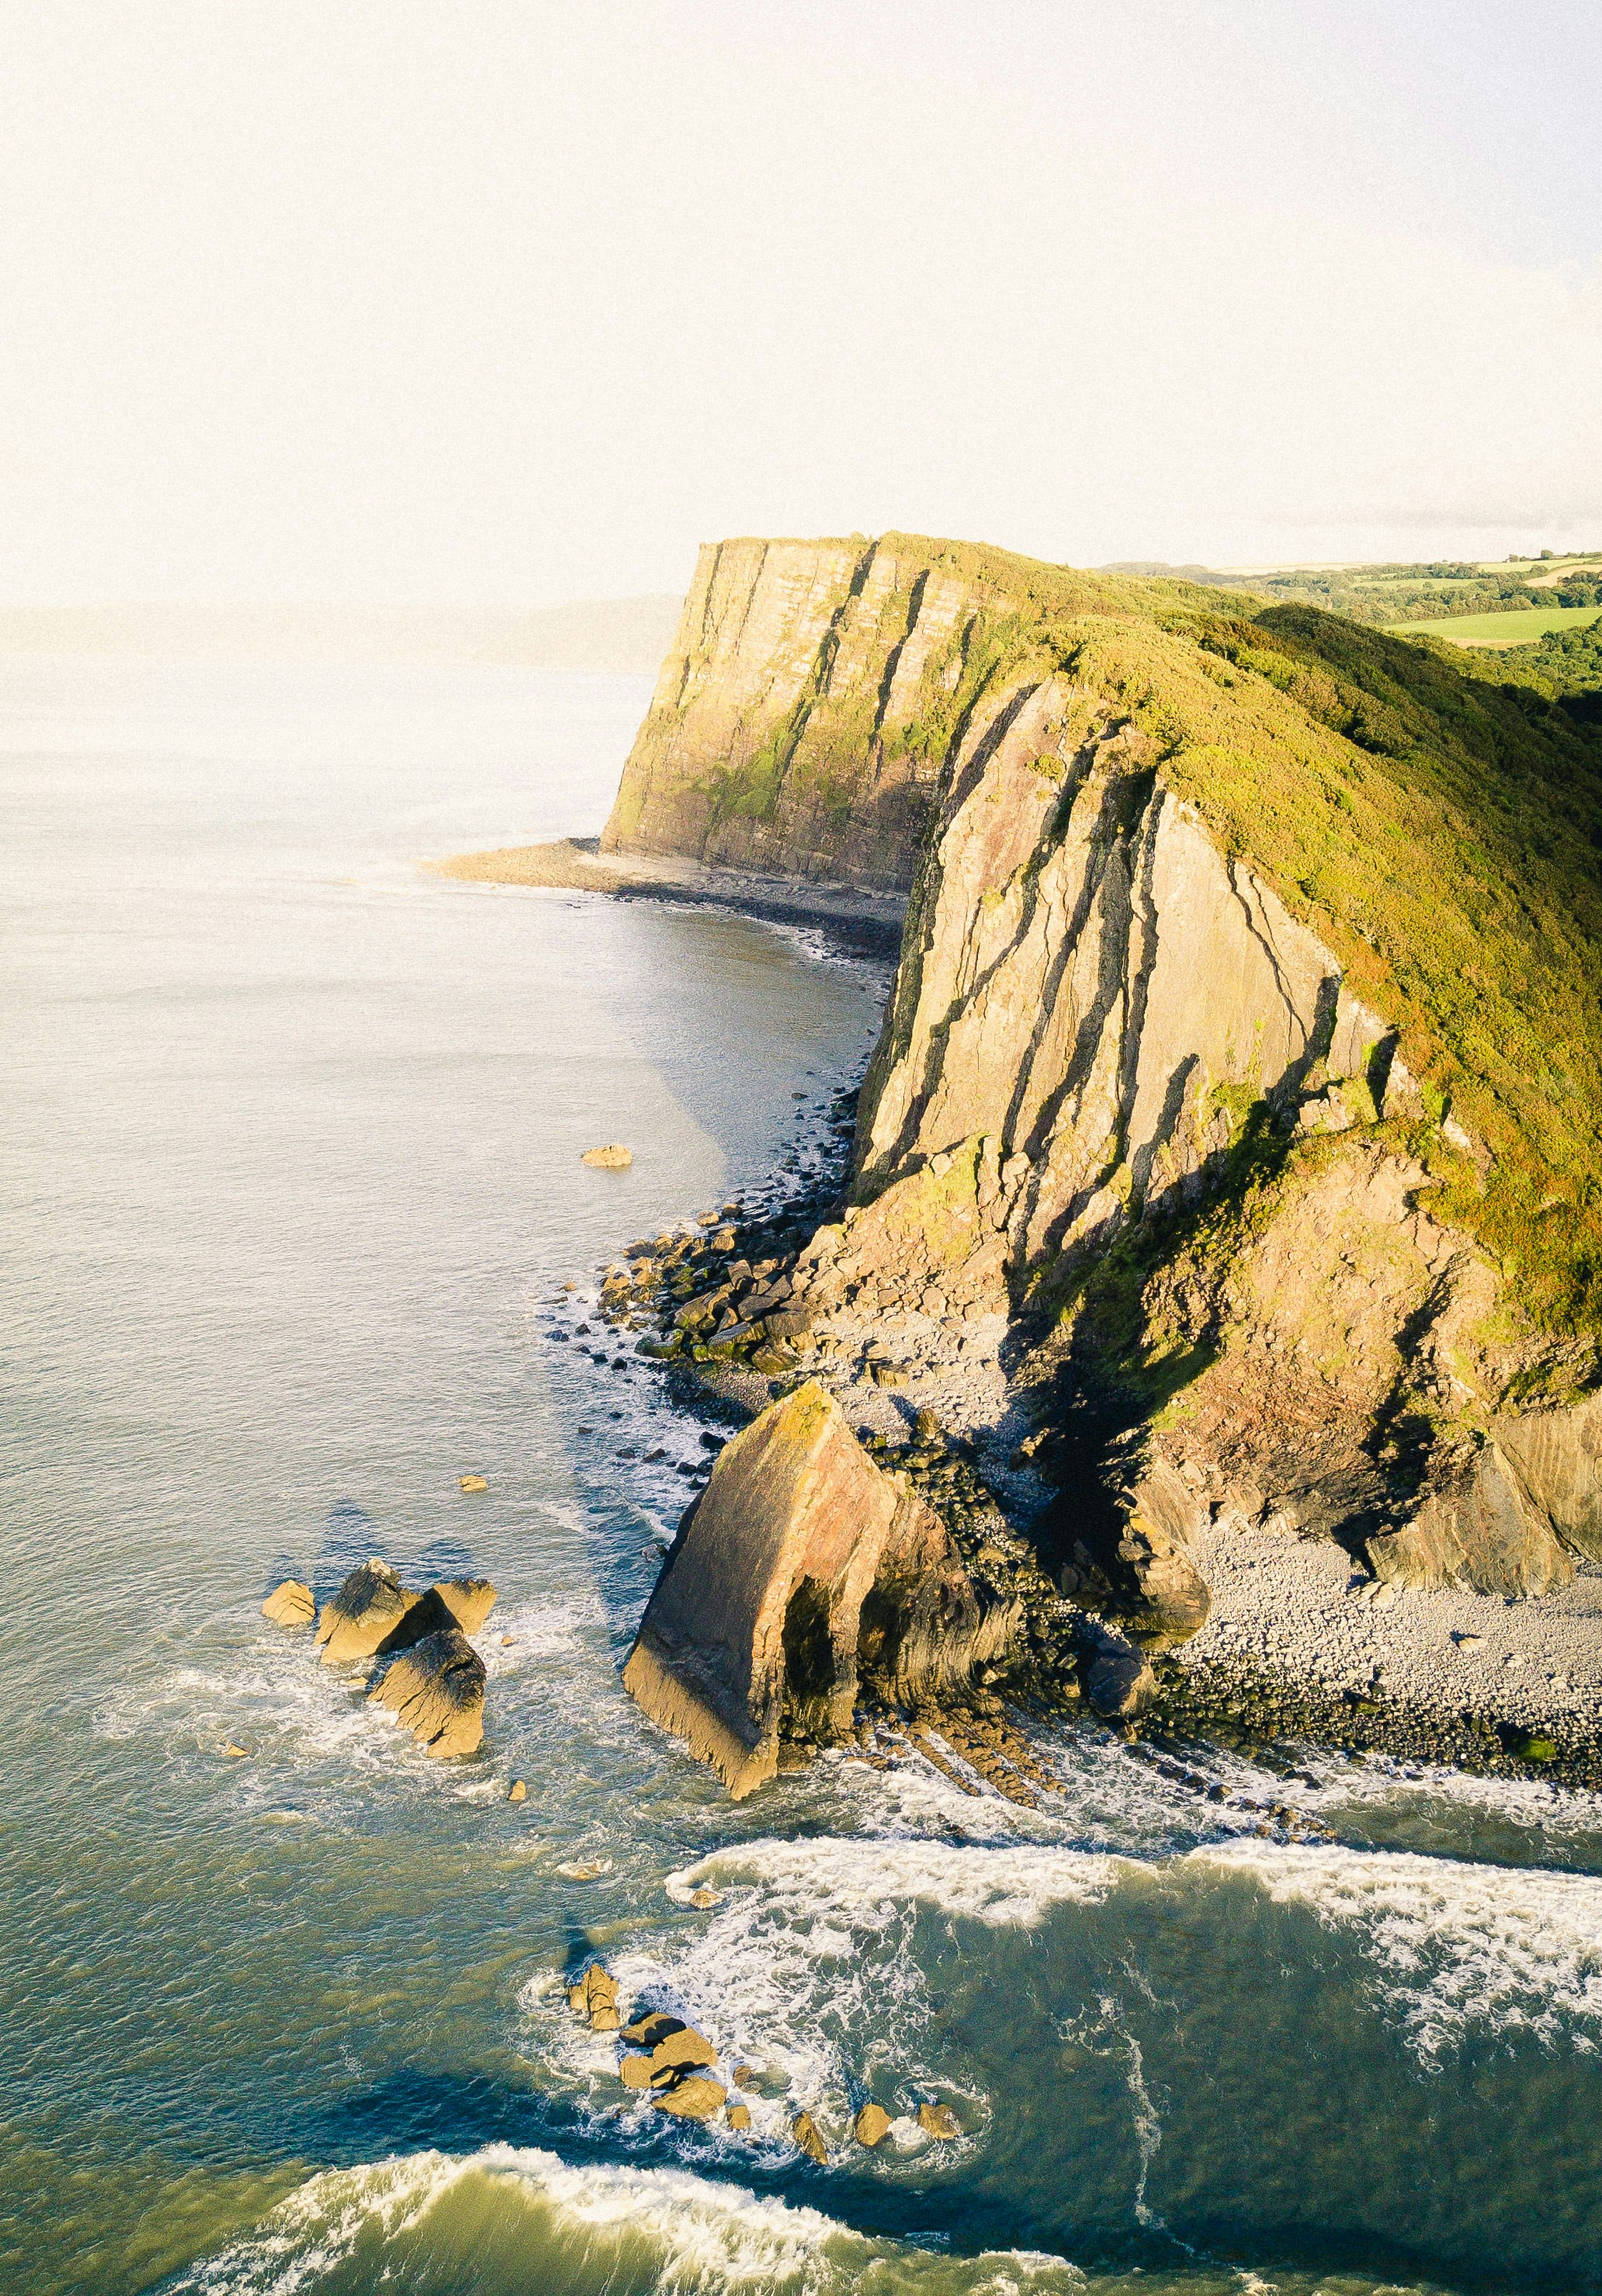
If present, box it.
[622,1381,1018,1798]
[262,1579,314,1628]
[366,1627,486,1757]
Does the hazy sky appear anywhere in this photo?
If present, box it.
[3,1,1599,606]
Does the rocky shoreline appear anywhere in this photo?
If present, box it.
[563,1080,1602,1800]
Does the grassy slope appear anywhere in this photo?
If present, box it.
[1387,606,1602,647]
[834,536,1602,1347]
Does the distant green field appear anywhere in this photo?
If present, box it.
[1389,605,1602,647]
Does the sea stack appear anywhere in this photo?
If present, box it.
[622,1380,1017,1798]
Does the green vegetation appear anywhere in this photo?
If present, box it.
[1102,553,1602,631]
[1388,605,1602,647]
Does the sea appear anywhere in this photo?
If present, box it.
[5,654,1602,2296]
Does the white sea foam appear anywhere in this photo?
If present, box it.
[522,1833,1126,2164]
[674,1834,1123,1928]
[1190,1836,1602,2055]
[159,2143,1085,2295]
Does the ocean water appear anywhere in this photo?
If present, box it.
[5,657,1602,2296]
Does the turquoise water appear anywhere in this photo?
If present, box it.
[5,657,1602,2296]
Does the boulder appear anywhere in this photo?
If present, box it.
[917,2101,960,2140]
[582,1144,633,1170]
[854,2102,892,2147]
[316,1559,419,1667]
[508,1779,527,1802]
[262,1579,315,1628]
[649,2024,717,2074]
[791,2109,828,2163]
[366,1628,485,1757]
[619,2054,653,2090]
[622,2010,683,2046]
[726,2102,752,2131]
[654,2075,726,2119]
[1087,1643,1156,1719]
[567,1965,619,2022]
[369,1576,501,1657]
[622,1382,1018,1798]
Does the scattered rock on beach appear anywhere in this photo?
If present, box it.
[262,1579,314,1628]
[855,2102,892,2147]
[366,1627,486,1757]
[582,1144,633,1170]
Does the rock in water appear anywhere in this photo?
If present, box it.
[619,2054,653,2090]
[366,1628,485,1757]
[262,1579,314,1628]
[791,2110,828,2163]
[432,1577,498,1633]
[315,1559,419,1667]
[622,1381,1018,1799]
[654,2074,726,2120]
[365,1576,500,1657]
[726,2102,752,2130]
[648,2024,716,2074]
[1087,1642,1156,1719]
[508,1779,527,1802]
[917,2101,960,2140]
[582,1144,633,1169]
[855,2102,892,2147]
[567,1964,621,2031]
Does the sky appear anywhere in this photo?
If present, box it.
[2,0,1599,608]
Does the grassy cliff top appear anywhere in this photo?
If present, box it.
[829,534,1602,1345]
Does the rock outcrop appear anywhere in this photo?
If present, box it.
[622,1382,1018,1797]
[366,1627,486,1757]
[316,1559,418,1665]
[262,1579,314,1628]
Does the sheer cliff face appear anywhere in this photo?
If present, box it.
[602,534,1045,888]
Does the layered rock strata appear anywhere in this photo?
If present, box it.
[622,1381,1018,1797]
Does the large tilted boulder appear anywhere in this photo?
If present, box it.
[622,1381,1018,1798]
[316,1559,419,1665]
[366,1627,486,1757]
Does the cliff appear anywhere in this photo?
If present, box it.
[612,532,1602,1614]
[599,534,1195,888]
